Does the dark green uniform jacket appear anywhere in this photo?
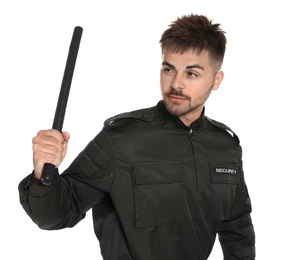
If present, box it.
[19,100,255,260]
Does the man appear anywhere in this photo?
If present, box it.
[19,14,255,259]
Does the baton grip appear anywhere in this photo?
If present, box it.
[40,163,56,185]
[40,26,83,185]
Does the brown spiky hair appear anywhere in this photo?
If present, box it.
[159,14,227,71]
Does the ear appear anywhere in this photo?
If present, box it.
[212,71,224,91]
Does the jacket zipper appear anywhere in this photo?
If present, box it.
[189,128,199,190]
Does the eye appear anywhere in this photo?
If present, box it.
[187,71,198,78]
[163,67,175,74]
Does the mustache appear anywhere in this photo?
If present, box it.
[166,88,190,99]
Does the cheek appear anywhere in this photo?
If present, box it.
[198,87,212,102]
[160,75,170,93]
[190,85,211,101]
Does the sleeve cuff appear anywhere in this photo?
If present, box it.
[29,169,60,197]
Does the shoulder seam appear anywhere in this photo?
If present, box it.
[206,117,240,143]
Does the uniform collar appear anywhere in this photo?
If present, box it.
[157,100,206,131]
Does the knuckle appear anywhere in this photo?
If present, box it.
[32,143,40,152]
[32,135,39,144]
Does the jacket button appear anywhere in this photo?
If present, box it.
[143,113,151,120]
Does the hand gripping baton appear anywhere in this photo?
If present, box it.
[40,26,83,185]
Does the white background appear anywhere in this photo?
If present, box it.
[1,0,307,259]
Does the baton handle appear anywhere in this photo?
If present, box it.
[40,26,83,185]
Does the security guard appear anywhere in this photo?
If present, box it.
[19,14,255,259]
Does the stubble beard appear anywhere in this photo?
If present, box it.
[164,87,212,118]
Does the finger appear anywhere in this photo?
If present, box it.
[61,131,70,142]
[37,129,65,142]
[33,149,63,168]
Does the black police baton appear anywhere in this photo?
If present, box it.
[40,26,83,185]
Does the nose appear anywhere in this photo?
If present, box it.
[172,73,184,89]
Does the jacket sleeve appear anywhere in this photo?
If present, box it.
[217,170,256,260]
[18,128,115,230]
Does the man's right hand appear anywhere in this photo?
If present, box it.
[32,129,70,180]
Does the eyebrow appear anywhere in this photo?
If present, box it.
[162,61,204,71]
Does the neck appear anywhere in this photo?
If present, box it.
[179,106,204,127]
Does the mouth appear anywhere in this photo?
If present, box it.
[167,94,187,102]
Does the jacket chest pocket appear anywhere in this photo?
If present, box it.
[207,162,241,221]
[132,162,185,228]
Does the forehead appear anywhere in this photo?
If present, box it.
[162,50,211,69]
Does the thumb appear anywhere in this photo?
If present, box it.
[62,131,70,142]
[61,131,70,158]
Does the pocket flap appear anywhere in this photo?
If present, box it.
[133,162,183,185]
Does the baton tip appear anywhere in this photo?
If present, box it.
[74,26,83,31]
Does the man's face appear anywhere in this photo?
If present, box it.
[160,50,224,126]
